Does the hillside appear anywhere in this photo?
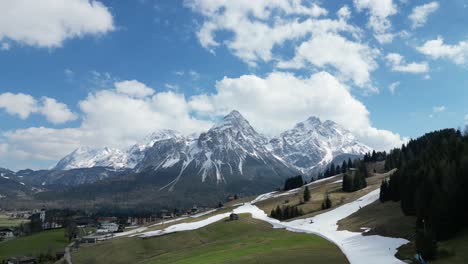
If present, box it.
[72,215,347,264]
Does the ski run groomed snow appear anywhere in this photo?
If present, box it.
[136,188,408,264]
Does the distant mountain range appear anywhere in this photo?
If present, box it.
[1,111,372,211]
[55,110,370,179]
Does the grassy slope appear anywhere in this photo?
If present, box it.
[73,214,348,264]
[255,170,392,221]
[0,214,29,227]
[0,229,68,260]
[337,199,468,263]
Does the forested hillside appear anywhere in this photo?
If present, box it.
[380,128,468,258]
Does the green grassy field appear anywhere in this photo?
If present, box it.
[0,228,68,260]
[0,214,29,227]
[73,214,348,264]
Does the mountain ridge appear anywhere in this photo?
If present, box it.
[54,110,371,181]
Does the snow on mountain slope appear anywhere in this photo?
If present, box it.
[54,147,129,170]
[54,129,183,170]
[136,189,408,264]
[136,110,298,189]
[269,116,372,174]
[54,111,372,185]
[126,129,184,168]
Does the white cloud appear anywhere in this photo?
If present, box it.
[186,1,356,62]
[0,92,76,124]
[278,32,379,88]
[389,81,400,94]
[39,97,77,124]
[64,68,74,77]
[337,6,351,20]
[0,0,114,48]
[189,71,403,150]
[3,75,404,167]
[433,106,446,113]
[188,70,200,80]
[409,2,439,29]
[353,0,397,43]
[115,80,155,98]
[386,53,429,73]
[417,37,468,65]
[3,85,213,164]
[1,42,10,51]
[187,0,382,90]
[0,92,38,119]
[164,83,179,90]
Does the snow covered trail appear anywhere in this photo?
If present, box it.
[137,189,409,264]
[250,174,342,204]
[114,209,217,238]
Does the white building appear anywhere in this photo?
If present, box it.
[100,222,119,233]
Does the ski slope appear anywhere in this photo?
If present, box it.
[137,188,408,264]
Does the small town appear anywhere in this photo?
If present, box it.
[0,204,217,264]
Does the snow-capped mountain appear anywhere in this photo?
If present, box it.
[54,129,183,170]
[269,116,371,174]
[54,111,372,188]
[126,129,184,168]
[135,110,297,191]
[54,147,129,170]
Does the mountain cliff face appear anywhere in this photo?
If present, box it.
[54,147,129,170]
[269,116,371,175]
[51,111,371,190]
[4,111,374,211]
[134,110,298,191]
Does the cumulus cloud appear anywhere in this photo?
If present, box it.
[115,80,155,98]
[2,81,212,164]
[186,0,328,65]
[187,0,382,90]
[0,92,76,124]
[386,53,429,74]
[417,37,468,65]
[189,72,403,150]
[278,32,379,88]
[0,92,38,119]
[0,0,114,48]
[337,6,351,20]
[409,2,439,29]
[3,75,404,167]
[40,97,77,124]
[353,0,397,43]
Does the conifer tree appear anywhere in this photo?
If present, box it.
[341,160,347,173]
[303,186,311,202]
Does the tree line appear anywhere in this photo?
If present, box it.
[380,128,468,259]
[270,205,304,220]
[319,158,356,179]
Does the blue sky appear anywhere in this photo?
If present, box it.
[1,0,468,170]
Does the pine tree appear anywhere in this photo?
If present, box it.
[330,163,336,176]
[303,186,311,202]
[341,160,347,173]
[347,158,353,168]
